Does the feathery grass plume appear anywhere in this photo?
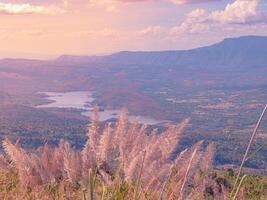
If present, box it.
[62,141,82,183]
[125,123,148,162]
[145,118,190,165]
[2,138,39,187]
[165,141,203,199]
[0,154,12,171]
[125,120,193,197]
[186,143,224,200]
[115,108,128,164]
[50,140,67,180]
[98,122,113,163]
[201,143,215,172]
[185,143,216,199]
[159,118,190,158]
[158,164,175,200]
[36,144,54,182]
[176,141,203,199]
[89,106,100,154]
[149,119,190,159]
[180,149,197,199]
[3,138,63,188]
[33,143,65,184]
[138,118,191,186]
[82,105,100,173]
[133,150,146,200]
[123,123,149,181]
[124,151,143,181]
[0,108,229,199]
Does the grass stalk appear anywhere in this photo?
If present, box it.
[82,188,87,200]
[178,148,197,200]
[231,105,267,197]
[89,169,94,200]
[101,183,106,200]
[158,164,174,200]
[134,150,147,200]
[232,175,247,200]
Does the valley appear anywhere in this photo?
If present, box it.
[1,36,267,171]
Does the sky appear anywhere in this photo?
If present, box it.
[0,0,267,58]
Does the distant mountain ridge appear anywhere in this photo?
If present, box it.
[56,36,267,69]
[0,35,266,69]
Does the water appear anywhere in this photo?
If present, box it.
[37,91,164,125]
[38,91,94,109]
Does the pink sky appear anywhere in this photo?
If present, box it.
[0,0,266,58]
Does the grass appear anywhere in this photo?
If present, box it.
[0,106,267,199]
[0,169,266,199]
[231,105,267,199]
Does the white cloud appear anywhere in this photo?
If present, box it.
[0,2,66,15]
[75,28,119,38]
[105,5,117,12]
[170,8,210,34]
[171,0,267,34]
[88,0,220,12]
[169,0,220,5]
[137,26,164,37]
[210,0,260,24]
[89,0,122,12]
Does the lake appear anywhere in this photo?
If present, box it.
[37,91,164,125]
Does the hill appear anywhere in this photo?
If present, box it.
[56,36,267,68]
[0,35,267,170]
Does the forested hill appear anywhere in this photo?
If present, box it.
[56,36,267,69]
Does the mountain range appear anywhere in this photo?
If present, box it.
[1,35,267,169]
[56,35,267,69]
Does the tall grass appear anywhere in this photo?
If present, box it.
[0,106,265,199]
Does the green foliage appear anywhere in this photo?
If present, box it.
[111,181,131,200]
[0,169,266,199]
[0,171,19,193]
[242,176,267,200]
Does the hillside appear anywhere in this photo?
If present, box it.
[57,36,267,68]
[0,36,267,170]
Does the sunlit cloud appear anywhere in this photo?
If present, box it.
[169,0,221,4]
[137,26,165,37]
[75,28,119,38]
[0,2,66,15]
[113,0,220,4]
[210,0,266,24]
[171,0,267,34]
[0,0,267,57]
[88,0,220,12]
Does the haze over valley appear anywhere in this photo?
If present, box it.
[0,36,267,170]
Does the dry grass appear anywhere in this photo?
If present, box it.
[0,106,263,199]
